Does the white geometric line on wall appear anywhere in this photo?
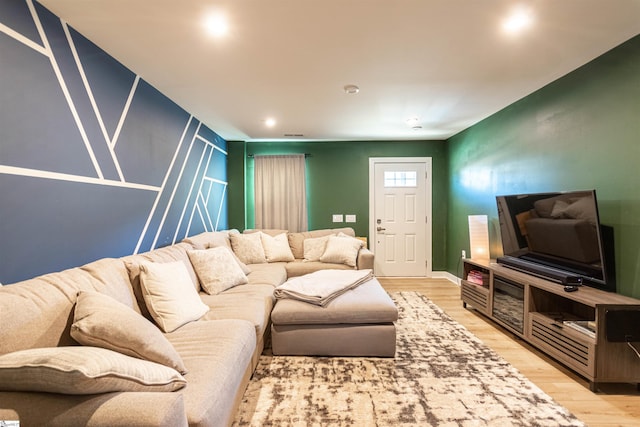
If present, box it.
[186,178,227,236]
[193,198,207,233]
[189,179,214,237]
[135,116,195,254]
[185,149,215,236]
[196,134,228,155]
[197,192,214,232]
[111,76,140,150]
[190,134,228,233]
[187,176,227,235]
[214,182,228,231]
[172,138,211,245]
[28,0,105,180]
[0,21,47,55]
[150,121,202,250]
[0,165,160,191]
[183,134,230,238]
[62,21,126,182]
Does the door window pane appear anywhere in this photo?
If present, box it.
[384,171,417,187]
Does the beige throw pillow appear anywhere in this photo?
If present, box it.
[139,261,210,333]
[319,235,364,267]
[229,232,267,264]
[260,232,295,262]
[303,235,330,262]
[71,291,187,374]
[206,243,251,274]
[188,247,249,295]
[0,347,186,394]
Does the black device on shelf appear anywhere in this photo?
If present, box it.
[495,189,616,292]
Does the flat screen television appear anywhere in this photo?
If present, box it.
[495,190,616,292]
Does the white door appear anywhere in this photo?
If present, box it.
[369,158,432,277]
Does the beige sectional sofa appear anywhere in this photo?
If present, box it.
[0,227,373,427]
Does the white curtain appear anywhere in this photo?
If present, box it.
[254,154,308,232]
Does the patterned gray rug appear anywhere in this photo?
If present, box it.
[233,292,585,426]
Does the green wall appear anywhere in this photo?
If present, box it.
[227,35,640,298]
[227,140,449,271]
[447,35,640,298]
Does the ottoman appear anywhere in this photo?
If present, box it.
[270,277,398,357]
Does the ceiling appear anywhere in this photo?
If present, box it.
[39,0,640,142]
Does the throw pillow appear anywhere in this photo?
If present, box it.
[0,346,186,394]
[550,200,570,218]
[138,261,210,333]
[303,235,330,262]
[260,232,295,262]
[71,291,187,374]
[188,247,249,295]
[319,235,364,267]
[206,243,251,274]
[229,232,267,264]
[564,196,597,224]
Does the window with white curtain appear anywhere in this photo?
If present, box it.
[254,154,308,232]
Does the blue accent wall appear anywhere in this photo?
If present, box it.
[0,0,228,284]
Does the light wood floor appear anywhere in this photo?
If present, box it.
[379,277,640,427]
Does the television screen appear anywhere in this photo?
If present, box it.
[496,190,615,292]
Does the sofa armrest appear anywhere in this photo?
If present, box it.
[356,248,374,270]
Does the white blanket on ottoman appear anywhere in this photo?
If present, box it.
[274,269,374,307]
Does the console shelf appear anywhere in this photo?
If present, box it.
[461,259,640,391]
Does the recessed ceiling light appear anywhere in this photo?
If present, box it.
[502,7,533,34]
[204,12,229,37]
[343,84,360,94]
[264,118,276,127]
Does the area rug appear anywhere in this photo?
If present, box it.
[232,292,585,426]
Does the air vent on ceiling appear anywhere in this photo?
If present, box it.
[284,133,304,137]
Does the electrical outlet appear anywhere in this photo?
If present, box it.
[461,250,466,259]
[332,214,343,223]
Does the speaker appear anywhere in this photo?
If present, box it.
[605,310,640,342]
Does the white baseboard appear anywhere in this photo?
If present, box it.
[431,271,460,285]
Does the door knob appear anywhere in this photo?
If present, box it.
[377,226,386,232]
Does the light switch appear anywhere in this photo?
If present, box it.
[332,214,343,222]
[345,214,356,223]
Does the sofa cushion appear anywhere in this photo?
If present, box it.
[123,243,200,291]
[245,262,288,287]
[167,319,256,427]
[138,261,210,333]
[303,235,330,262]
[243,228,288,237]
[200,285,275,338]
[562,196,597,224]
[188,247,249,295]
[0,347,186,394]
[123,243,200,321]
[288,227,356,259]
[260,232,295,262]
[182,230,233,250]
[319,235,364,267]
[230,232,267,264]
[206,242,251,274]
[0,389,188,427]
[71,291,187,374]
